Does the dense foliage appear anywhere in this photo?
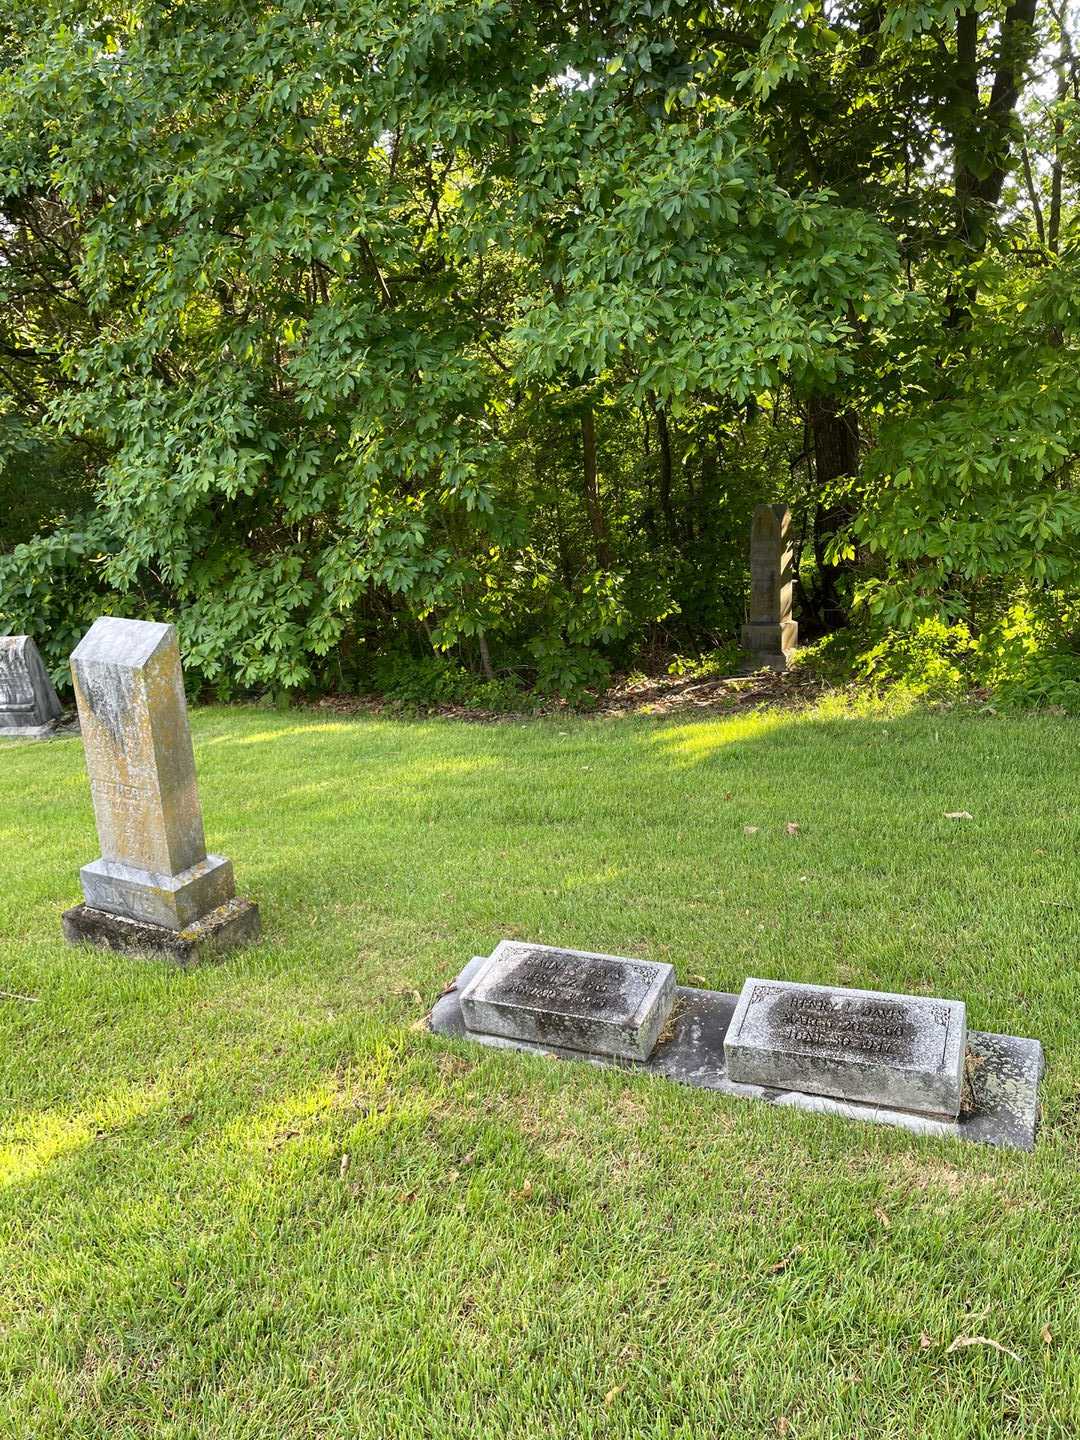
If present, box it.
[0,0,1077,702]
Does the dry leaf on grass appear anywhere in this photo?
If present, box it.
[603,1385,625,1407]
[776,1418,792,1436]
[874,1206,891,1228]
[919,1332,933,1350]
[945,811,974,820]
[785,822,800,836]
[945,1335,1022,1362]
[766,1248,802,1274]
[1041,1325,1053,1345]
[339,1153,350,1178]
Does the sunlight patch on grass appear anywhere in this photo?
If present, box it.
[557,864,626,895]
[211,721,361,746]
[0,1084,161,1188]
[649,710,785,763]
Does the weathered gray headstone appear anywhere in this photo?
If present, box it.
[724,978,967,1118]
[741,504,797,670]
[0,636,63,737]
[62,617,259,961]
[460,941,675,1061]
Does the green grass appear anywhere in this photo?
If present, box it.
[1,699,1078,1438]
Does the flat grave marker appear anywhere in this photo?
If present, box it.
[431,952,1041,1149]
[723,978,967,1118]
[460,941,675,1061]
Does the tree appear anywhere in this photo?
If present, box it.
[0,0,1076,697]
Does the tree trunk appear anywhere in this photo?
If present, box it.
[477,630,494,681]
[645,392,680,547]
[948,0,1039,318]
[580,406,612,568]
[654,401,679,547]
[809,399,860,632]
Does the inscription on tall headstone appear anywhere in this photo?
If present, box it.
[741,504,797,670]
[62,617,259,959]
[724,979,967,1118]
[0,637,63,737]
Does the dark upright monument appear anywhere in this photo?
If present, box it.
[741,504,797,670]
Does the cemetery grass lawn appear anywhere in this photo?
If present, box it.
[2,699,1079,1440]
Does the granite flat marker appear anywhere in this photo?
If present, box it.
[459,941,675,1061]
[723,978,967,1118]
[432,958,1040,1148]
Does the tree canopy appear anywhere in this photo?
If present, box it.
[1,0,1077,702]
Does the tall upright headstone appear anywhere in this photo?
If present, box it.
[61,617,259,962]
[0,636,63,738]
[741,504,797,670]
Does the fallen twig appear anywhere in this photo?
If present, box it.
[945,1335,1022,1362]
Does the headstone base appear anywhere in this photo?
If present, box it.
[742,620,798,671]
[61,897,260,967]
[0,722,59,741]
[79,854,235,930]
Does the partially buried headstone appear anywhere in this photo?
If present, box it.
[460,940,675,1061]
[0,636,63,738]
[61,617,259,963]
[724,978,967,1118]
[741,503,797,670]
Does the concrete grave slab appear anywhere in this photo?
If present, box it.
[430,956,1043,1151]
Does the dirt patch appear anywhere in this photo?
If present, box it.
[882,1152,995,1198]
[302,666,834,725]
